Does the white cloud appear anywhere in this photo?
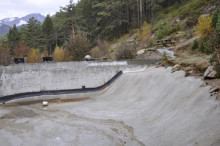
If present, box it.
[0,0,78,19]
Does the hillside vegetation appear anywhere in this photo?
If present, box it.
[100,0,220,74]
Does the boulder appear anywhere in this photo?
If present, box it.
[204,66,217,79]
[136,49,145,56]
[172,64,181,72]
[210,86,220,93]
[84,55,92,61]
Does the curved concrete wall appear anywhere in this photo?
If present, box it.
[0,61,130,97]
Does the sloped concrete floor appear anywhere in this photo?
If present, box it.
[0,67,220,146]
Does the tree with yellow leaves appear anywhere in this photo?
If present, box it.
[53,46,65,62]
[137,22,152,41]
[27,48,40,63]
[196,15,213,37]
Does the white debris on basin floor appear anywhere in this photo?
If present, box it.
[0,67,219,146]
[42,101,48,106]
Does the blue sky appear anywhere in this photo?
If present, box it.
[0,0,79,19]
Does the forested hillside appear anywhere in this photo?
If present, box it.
[0,0,219,65]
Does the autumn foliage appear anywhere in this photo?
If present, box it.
[137,22,152,41]
[13,41,30,58]
[196,15,213,37]
[27,48,41,63]
[53,46,66,62]
[0,44,12,65]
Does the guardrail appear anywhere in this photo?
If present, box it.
[0,71,123,104]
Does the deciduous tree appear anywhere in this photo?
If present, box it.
[0,44,12,65]
[27,48,40,63]
[196,15,213,37]
[13,41,30,58]
[53,46,65,62]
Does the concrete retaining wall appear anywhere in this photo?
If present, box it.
[0,62,128,97]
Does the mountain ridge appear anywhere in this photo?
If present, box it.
[0,13,45,35]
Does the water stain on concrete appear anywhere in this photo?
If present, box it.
[0,109,38,119]
[1,97,91,107]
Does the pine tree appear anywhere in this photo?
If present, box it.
[22,17,43,49]
[7,24,20,55]
[53,2,76,46]
[42,15,55,55]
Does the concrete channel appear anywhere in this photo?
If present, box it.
[0,61,219,146]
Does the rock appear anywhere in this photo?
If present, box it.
[172,64,181,72]
[210,87,220,93]
[136,49,145,56]
[189,70,193,74]
[204,66,217,79]
[84,55,92,61]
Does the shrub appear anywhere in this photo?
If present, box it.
[13,41,30,58]
[196,15,213,37]
[0,44,11,65]
[115,43,135,60]
[198,40,206,53]
[155,19,180,39]
[91,40,110,58]
[149,40,154,47]
[91,47,102,58]
[191,40,199,50]
[27,48,40,63]
[53,46,65,62]
[66,32,90,61]
[156,28,167,40]
[137,22,152,41]
[211,9,220,29]
[216,14,220,31]
[198,37,213,54]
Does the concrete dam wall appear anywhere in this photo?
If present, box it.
[0,61,131,97]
